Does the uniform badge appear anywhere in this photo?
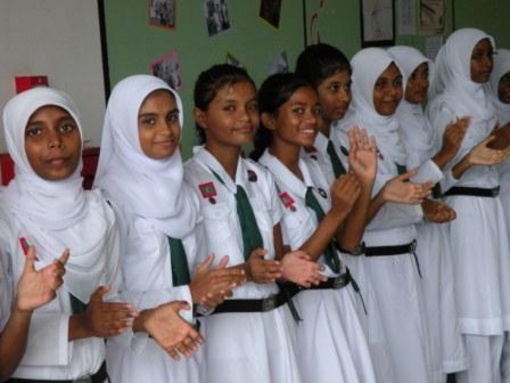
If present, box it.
[318,188,328,199]
[340,146,349,156]
[247,169,258,182]
[279,192,296,212]
[199,182,217,199]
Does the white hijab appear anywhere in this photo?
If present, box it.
[1,87,112,302]
[343,47,407,165]
[389,46,436,167]
[94,75,197,239]
[429,28,496,131]
[489,48,510,125]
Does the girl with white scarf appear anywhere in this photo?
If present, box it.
[94,75,246,383]
[389,45,468,383]
[0,87,137,381]
[333,47,435,383]
[427,28,510,383]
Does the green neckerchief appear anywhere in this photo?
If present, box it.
[70,294,87,314]
[327,139,346,178]
[169,237,191,286]
[395,163,408,176]
[209,169,264,260]
[305,187,341,273]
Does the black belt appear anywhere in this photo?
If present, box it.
[8,362,107,383]
[211,290,289,314]
[444,186,500,198]
[342,240,422,278]
[308,271,351,290]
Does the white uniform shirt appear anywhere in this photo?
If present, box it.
[184,146,282,299]
[0,204,121,381]
[300,131,339,186]
[259,150,344,277]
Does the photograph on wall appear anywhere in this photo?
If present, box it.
[203,0,230,36]
[259,0,282,29]
[226,52,244,68]
[360,0,395,47]
[149,0,176,29]
[268,51,289,75]
[150,50,183,91]
[419,0,445,35]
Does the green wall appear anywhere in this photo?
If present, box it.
[103,0,510,158]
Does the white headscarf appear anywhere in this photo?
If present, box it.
[1,87,113,302]
[429,28,496,129]
[343,47,407,165]
[389,46,436,167]
[94,75,197,239]
[489,48,510,125]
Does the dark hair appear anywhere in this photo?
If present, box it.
[193,64,256,144]
[251,73,312,161]
[295,43,351,88]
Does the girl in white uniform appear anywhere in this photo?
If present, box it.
[427,28,510,383]
[253,72,377,383]
[95,75,243,383]
[389,45,469,382]
[0,232,67,382]
[332,48,435,383]
[185,64,325,383]
[0,87,138,381]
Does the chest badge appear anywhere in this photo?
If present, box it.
[318,188,328,199]
[247,169,258,182]
[279,192,297,212]
[199,182,218,204]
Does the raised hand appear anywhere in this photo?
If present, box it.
[246,248,282,284]
[80,286,138,338]
[190,255,246,310]
[16,246,68,312]
[280,250,327,288]
[381,169,433,204]
[141,301,203,361]
[441,116,470,155]
[347,126,378,186]
[331,173,361,215]
[468,135,510,165]
[421,199,456,223]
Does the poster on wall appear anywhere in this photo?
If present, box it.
[360,0,395,47]
[150,50,183,91]
[203,0,230,36]
[397,0,416,35]
[268,51,289,75]
[259,0,282,29]
[419,0,445,35]
[149,0,176,29]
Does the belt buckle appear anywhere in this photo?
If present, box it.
[409,239,417,253]
[333,275,346,289]
[262,296,277,312]
[492,187,499,197]
[350,242,366,256]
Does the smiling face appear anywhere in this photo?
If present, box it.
[470,38,494,84]
[194,81,259,149]
[316,70,352,124]
[265,85,321,148]
[405,62,429,105]
[373,62,403,116]
[24,105,81,181]
[138,89,181,160]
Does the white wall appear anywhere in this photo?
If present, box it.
[0,0,106,151]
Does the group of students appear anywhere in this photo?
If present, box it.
[1,26,510,383]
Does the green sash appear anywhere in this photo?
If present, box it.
[327,140,346,178]
[305,187,341,273]
[169,237,191,286]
